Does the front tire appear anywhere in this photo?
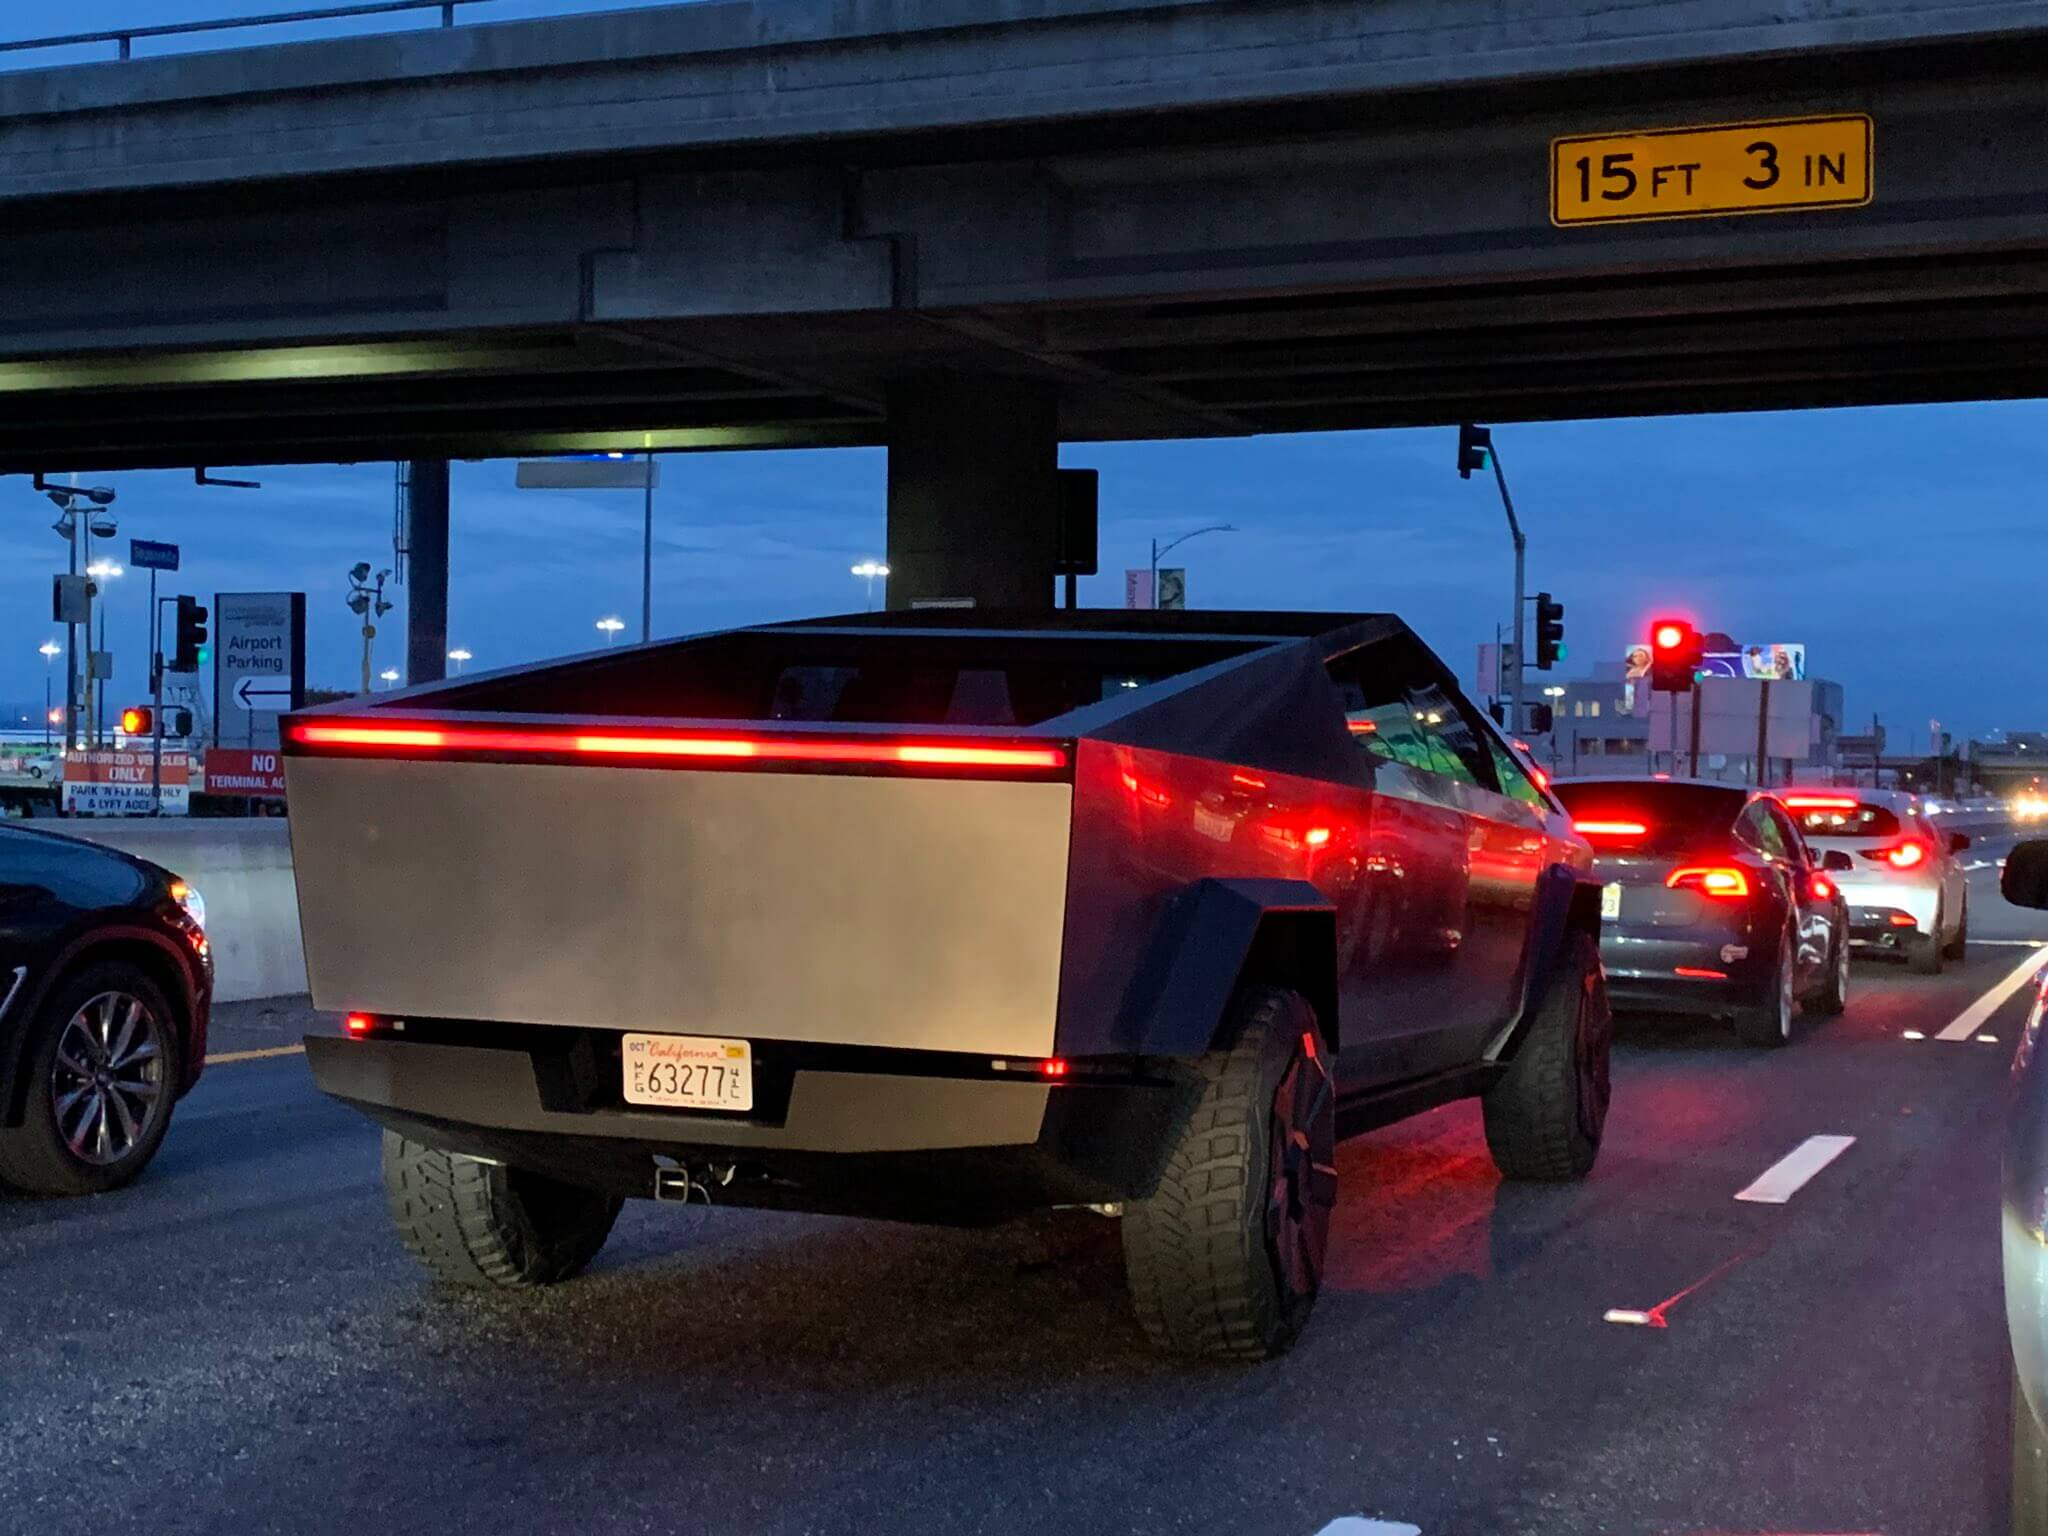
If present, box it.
[1483,929,1610,1180]
[1733,929,1797,1046]
[0,961,182,1197]
[1121,987,1335,1361]
[382,1132,622,1288]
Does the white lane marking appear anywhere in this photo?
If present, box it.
[1314,1522,1421,1536]
[1974,938,2048,948]
[1734,1134,1856,1204]
[207,1043,307,1065]
[1935,946,2048,1041]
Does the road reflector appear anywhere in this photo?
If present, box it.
[1552,115,1872,226]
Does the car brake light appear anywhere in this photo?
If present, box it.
[1574,819,1648,838]
[344,1013,373,1036]
[291,722,1068,772]
[1885,839,1929,870]
[1784,795,1860,810]
[1303,826,1332,848]
[1673,966,1729,979]
[1038,1058,1069,1078]
[1809,873,1835,901]
[1666,866,1751,898]
[1889,913,1918,927]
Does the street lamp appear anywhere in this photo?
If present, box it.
[38,641,60,748]
[379,668,401,687]
[1148,526,1235,609]
[85,560,122,745]
[1456,423,1528,735]
[346,562,394,694]
[596,616,626,645]
[850,560,890,612]
[447,648,473,675]
[41,479,115,753]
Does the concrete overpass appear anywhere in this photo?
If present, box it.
[6,0,2048,623]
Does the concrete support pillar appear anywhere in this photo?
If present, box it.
[886,375,1058,612]
[405,459,449,686]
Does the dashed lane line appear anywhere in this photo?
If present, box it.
[1934,945,2048,1041]
[1734,1135,1856,1205]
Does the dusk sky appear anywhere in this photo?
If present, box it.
[2,3,2037,747]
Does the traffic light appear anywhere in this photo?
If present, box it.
[1533,592,1565,669]
[171,596,208,673]
[1528,702,1554,734]
[165,707,194,737]
[1456,423,1493,479]
[120,706,153,736]
[1649,618,1705,692]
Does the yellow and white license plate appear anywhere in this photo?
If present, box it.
[1600,883,1623,920]
[621,1033,752,1113]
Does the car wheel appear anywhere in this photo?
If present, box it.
[1802,927,1850,1017]
[1733,929,1797,1047]
[1909,904,1946,975]
[1121,986,1334,1360]
[0,961,182,1197]
[1945,898,1969,961]
[1482,929,1610,1180]
[382,1132,623,1288]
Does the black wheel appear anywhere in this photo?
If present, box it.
[1909,907,1945,976]
[1733,928,1797,1046]
[1121,987,1335,1361]
[382,1132,623,1288]
[1483,929,1610,1180]
[1802,926,1850,1017]
[1945,899,1969,962]
[0,961,181,1197]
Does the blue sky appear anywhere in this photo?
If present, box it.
[1,4,2037,743]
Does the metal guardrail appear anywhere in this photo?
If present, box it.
[0,0,495,63]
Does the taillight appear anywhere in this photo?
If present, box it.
[1784,795,1859,811]
[1574,819,1648,838]
[1885,839,1929,870]
[1809,873,1836,901]
[344,1013,373,1036]
[1666,866,1751,898]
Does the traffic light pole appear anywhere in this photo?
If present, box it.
[1489,448,1527,735]
[150,595,169,815]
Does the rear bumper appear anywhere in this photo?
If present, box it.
[1599,930,1771,1018]
[1841,880,1940,945]
[306,1033,1195,1222]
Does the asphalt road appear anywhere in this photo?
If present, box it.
[4,836,2045,1536]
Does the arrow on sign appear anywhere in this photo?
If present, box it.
[233,678,294,710]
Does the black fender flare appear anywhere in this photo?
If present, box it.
[1117,877,1337,1058]
[1486,865,1604,1064]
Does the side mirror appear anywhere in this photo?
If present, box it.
[2005,841,2048,911]
[1823,849,1854,872]
[1951,832,1972,854]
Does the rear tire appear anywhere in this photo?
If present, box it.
[1909,908,1945,976]
[381,1132,622,1288]
[1802,927,1850,1017]
[1121,987,1335,1361]
[1945,899,1969,962]
[1483,929,1610,1181]
[1733,929,1796,1047]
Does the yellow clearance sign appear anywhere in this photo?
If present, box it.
[1551,115,1872,226]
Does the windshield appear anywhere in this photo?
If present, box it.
[1552,780,1747,854]
[1783,797,1905,839]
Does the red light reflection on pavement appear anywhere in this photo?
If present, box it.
[1602,1248,1758,1329]
[1322,1103,1501,1295]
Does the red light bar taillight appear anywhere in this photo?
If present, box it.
[1666,866,1751,898]
[1784,795,1860,810]
[1574,819,1648,838]
[289,722,1068,773]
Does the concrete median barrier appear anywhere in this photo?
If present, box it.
[43,818,305,1003]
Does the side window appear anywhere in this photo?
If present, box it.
[1325,639,1496,791]
[1739,803,1789,859]
[1767,806,1810,864]
[1485,735,1550,809]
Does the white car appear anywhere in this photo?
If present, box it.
[1781,788,1969,973]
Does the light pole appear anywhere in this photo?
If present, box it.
[378,668,401,688]
[596,616,626,646]
[1458,424,1525,735]
[346,563,394,694]
[42,480,116,753]
[38,641,60,748]
[1148,525,1235,608]
[447,648,473,676]
[850,560,890,611]
[1542,685,1566,776]
[86,560,123,746]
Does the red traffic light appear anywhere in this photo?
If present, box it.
[1652,620,1688,652]
[120,706,153,735]
[1647,618,1704,693]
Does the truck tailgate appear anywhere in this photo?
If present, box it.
[288,754,1072,1056]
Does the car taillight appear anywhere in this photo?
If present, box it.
[1885,839,1930,870]
[1784,795,1859,810]
[1666,866,1751,898]
[1574,819,1648,838]
[1809,873,1835,901]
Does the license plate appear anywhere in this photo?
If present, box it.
[1600,883,1622,920]
[621,1033,753,1113]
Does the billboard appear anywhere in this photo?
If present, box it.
[214,592,306,748]
[61,749,191,816]
[1741,643,1806,681]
